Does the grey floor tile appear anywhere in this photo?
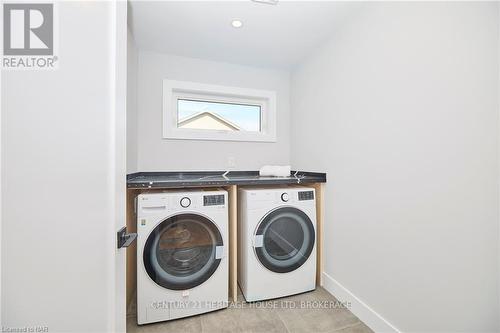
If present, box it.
[127,287,372,333]
[200,307,239,333]
[234,306,288,333]
[274,289,361,333]
[334,322,374,333]
[199,305,289,333]
[276,306,360,333]
[126,317,138,333]
[127,314,202,333]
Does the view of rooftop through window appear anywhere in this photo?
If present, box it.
[177,99,261,132]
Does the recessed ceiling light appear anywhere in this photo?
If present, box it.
[231,19,243,28]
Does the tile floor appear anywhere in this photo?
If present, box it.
[127,287,373,333]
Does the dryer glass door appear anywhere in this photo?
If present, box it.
[255,207,315,273]
[143,213,223,290]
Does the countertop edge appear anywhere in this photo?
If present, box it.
[126,170,326,189]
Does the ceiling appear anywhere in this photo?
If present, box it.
[128,1,362,69]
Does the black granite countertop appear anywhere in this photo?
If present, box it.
[127,171,326,189]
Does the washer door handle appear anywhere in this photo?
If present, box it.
[253,234,264,248]
[215,245,225,259]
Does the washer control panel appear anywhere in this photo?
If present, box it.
[180,197,191,208]
[203,194,225,206]
[298,190,315,201]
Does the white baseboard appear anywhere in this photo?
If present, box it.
[322,272,401,333]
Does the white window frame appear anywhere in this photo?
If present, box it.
[163,79,277,142]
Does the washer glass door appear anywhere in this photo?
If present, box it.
[143,213,223,290]
[255,207,315,273]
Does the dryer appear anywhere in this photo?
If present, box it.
[137,189,228,325]
[238,186,317,302]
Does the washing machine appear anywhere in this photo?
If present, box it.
[238,186,317,302]
[137,189,228,325]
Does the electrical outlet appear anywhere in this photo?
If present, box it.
[227,157,236,168]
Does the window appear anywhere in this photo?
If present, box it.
[163,80,276,142]
[177,99,261,132]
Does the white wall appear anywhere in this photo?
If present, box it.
[2,2,122,332]
[136,51,290,171]
[127,29,138,174]
[0,39,2,330]
[112,2,128,332]
[291,2,499,331]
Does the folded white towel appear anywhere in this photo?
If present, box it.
[259,165,291,177]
